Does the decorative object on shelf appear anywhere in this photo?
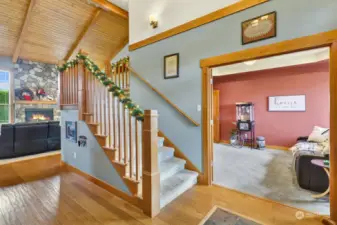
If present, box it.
[268,95,306,112]
[36,87,46,100]
[65,121,77,143]
[15,88,34,101]
[164,53,179,79]
[149,14,158,28]
[78,135,87,147]
[242,11,276,45]
[57,54,144,121]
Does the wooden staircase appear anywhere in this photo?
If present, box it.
[59,51,198,217]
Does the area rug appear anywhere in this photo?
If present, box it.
[199,206,261,225]
[213,143,330,215]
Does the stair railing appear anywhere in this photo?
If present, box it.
[58,50,160,217]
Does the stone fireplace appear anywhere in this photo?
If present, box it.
[25,108,54,122]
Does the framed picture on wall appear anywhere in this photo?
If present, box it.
[242,11,277,45]
[65,121,77,143]
[268,95,306,112]
[164,53,179,79]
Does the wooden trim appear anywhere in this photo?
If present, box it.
[201,29,337,222]
[200,67,213,185]
[129,0,268,51]
[128,66,200,126]
[61,161,141,208]
[64,9,101,61]
[15,100,57,105]
[106,36,129,64]
[266,145,289,151]
[12,0,36,63]
[158,130,201,174]
[200,29,337,68]
[219,140,290,151]
[0,151,61,167]
[142,110,160,217]
[90,0,128,19]
[330,41,337,222]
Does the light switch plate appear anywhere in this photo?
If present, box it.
[197,105,201,111]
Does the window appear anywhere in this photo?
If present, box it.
[0,71,9,124]
[0,71,9,83]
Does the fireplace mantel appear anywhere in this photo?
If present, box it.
[15,100,57,105]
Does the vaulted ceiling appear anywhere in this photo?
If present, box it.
[1,0,129,68]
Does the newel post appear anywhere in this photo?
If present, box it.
[77,50,88,121]
[142,110,160,217]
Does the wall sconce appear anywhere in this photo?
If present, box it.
[149,15,158,29]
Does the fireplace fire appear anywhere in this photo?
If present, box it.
[30,113,51,121]
[25,108,54,122]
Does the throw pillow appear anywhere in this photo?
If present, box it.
[308,126,329,143]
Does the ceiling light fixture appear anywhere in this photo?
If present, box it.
[149,15,158,29]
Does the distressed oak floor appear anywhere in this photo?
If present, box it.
[0,154,326,225]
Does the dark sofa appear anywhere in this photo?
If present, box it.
[0,121,60,159]
[295,154,329,192]
[294,137,329,193]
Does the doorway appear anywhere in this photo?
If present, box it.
[212,47,330,215]
[200,30,337,223]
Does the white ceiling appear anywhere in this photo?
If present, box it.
[212,47,330,76]
[108,0,129,11]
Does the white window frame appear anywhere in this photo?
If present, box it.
[0,69,13,124]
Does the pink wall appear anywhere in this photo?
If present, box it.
[213,60,330,147]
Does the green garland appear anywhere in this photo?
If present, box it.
[57,54,143,121]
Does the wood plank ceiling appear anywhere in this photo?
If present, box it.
[0,0,128,68]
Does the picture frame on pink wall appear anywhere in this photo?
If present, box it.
[268,95,306,112]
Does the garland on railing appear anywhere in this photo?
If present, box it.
[57,54,143,121]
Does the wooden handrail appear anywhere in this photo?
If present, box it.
[127,66,200,126]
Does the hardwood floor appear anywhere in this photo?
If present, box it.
[0,155,326,225]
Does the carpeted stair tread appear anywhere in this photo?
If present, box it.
[158,146,174,163]
[160,169,198,209]
[159,157,186,182]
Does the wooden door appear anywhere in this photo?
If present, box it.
[213,90,220,143]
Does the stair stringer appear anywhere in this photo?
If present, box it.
[84,114,142,198]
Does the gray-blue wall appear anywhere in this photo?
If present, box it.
[0,56,14,71]
[0,57,13,90]
[61,110,130,194]
[130,0,337,171]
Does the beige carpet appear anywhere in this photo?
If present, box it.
[213,143,329,215]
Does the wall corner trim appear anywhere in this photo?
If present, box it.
[62,161,142,208]
[129,0,269,51]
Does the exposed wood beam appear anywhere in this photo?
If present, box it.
[64,9,101,61]
[106,36,129,64]
[12,0,36,63]
[90,0,128,19]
